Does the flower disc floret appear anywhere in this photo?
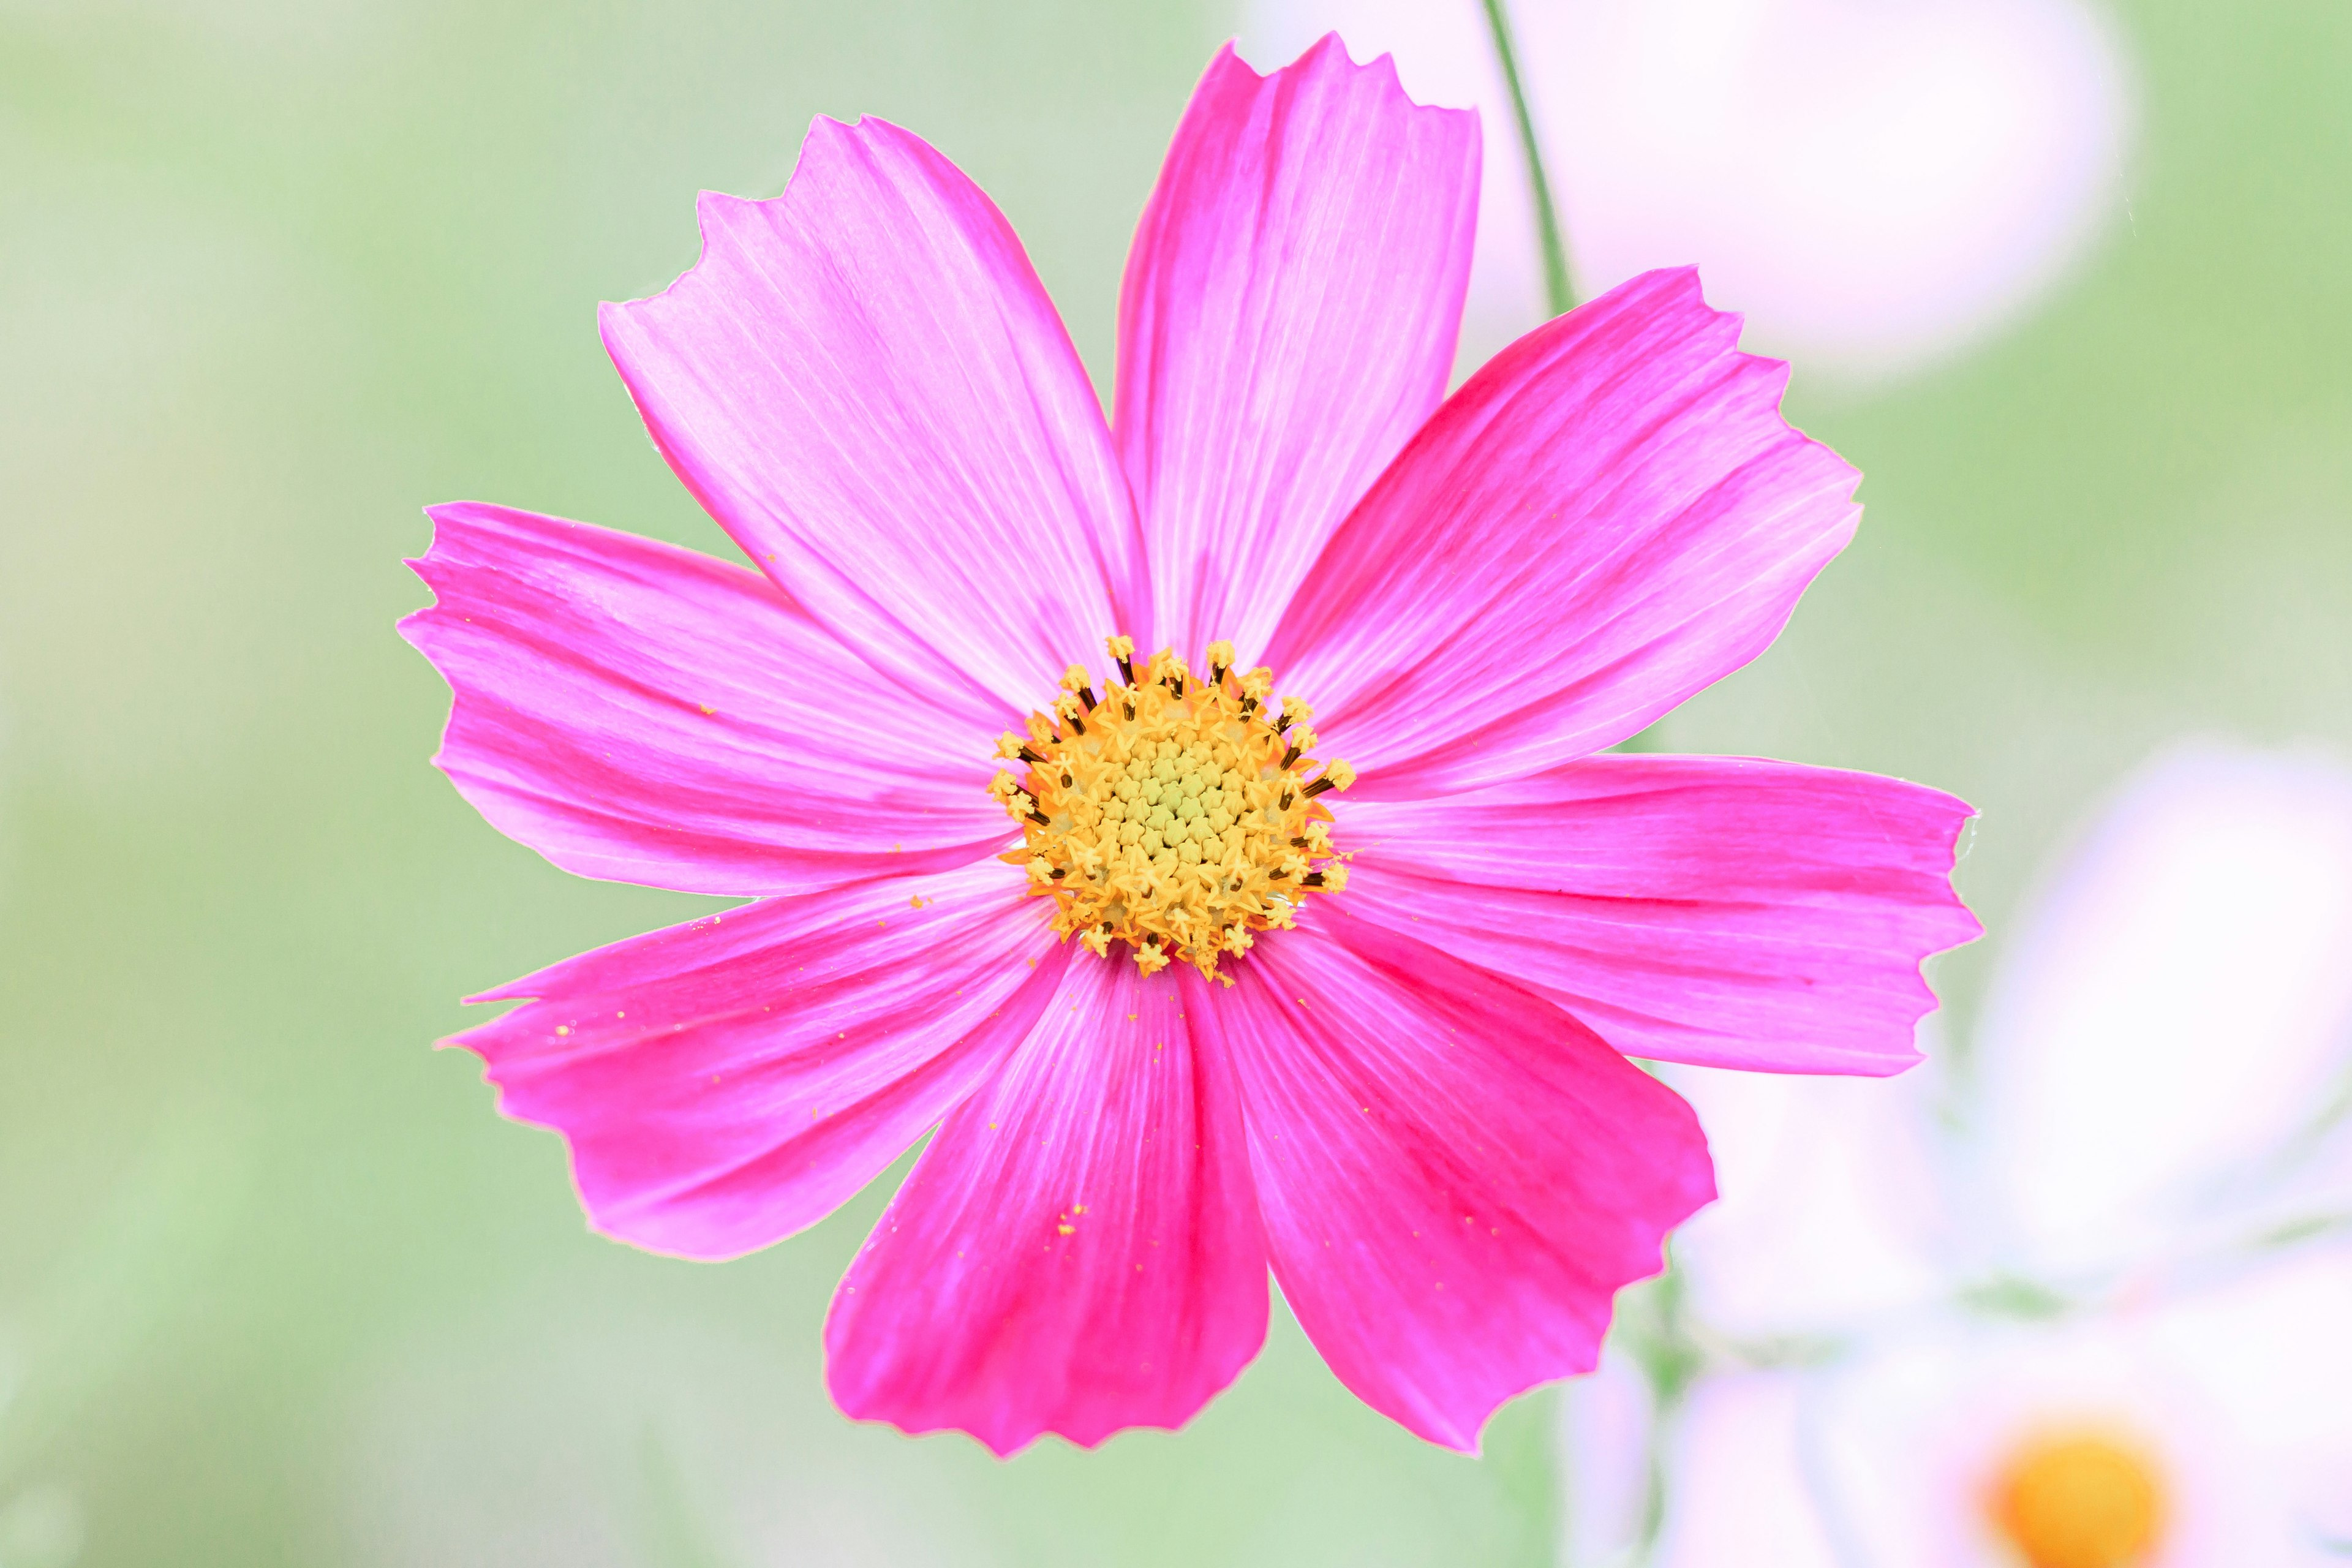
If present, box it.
[1987,1428,2168,1568]
[990,637,1354,981]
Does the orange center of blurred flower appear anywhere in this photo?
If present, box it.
[988,636,1352,982]
[1987,1427,2167,1568]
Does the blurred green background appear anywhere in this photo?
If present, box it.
[1,1,2346,1562]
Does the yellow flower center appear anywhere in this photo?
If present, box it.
[1986,1427,2168,1568]
[989,636,1354,982]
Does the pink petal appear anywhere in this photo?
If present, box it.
[1265,267,1861,796]
[1338,755,1980,1075]
[1193,907,1714,1452]
[448,859,1064,1262]
[826,954,1268,1455]
[1116,36,1479,662]
[401,502,1013,895]
[599,116,1145,715]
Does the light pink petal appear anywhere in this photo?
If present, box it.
[1338,755,1980,1074]
[448,858,1063,1262]
[1194,907,1714,1451]
[401,502,1012,896]
[826,954,1267,1455]
[1116,36,1479,662]
[1265,267,1861,796]
[600,116,1144,715]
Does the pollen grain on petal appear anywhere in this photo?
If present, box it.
[988,638,1355,982]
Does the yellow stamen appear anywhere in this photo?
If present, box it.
[992,636,1355,982]
[1986,1426,2167,1568]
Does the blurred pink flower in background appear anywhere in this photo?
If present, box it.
[1241,0,2134,382]
[1560,743,2352,1566]
[402,38,1980,1455]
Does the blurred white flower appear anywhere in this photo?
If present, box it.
[1634,1257,2351,1568]
[1559,742,2352,1567]
[1236,0,2134,383]
[1976,747,2352,1275]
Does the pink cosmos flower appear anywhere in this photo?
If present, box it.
[401,35,1979,1455]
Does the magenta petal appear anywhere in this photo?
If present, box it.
[1195,909,1714,1452]
[600,116,1145,712]
[826,955,1268,1455]
[1266,268,1862,795]
[1339,755,1981,1074]
[448,859,1064,1262]
[401,502,1014,895]
[1117,36,1478,662]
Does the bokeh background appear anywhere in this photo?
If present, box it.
[2,0,2347,1563]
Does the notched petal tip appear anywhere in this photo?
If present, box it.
[457,979,541,1008]
[602,115,936,323]
[1221,27,1477,127]
[399,500,475,589]
[822,1392,1215,1461]
[1662,269,1865,480]
[1310,32,1449,129]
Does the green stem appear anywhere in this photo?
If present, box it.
[1479,0,1574,317]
